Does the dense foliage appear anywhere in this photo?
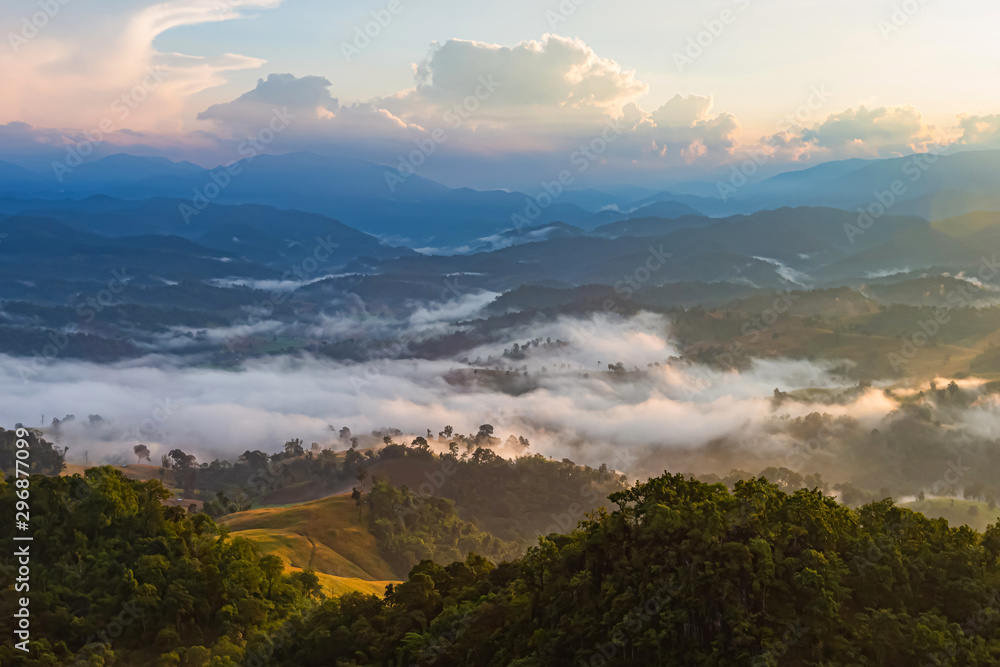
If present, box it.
[366,479,520,573]
[8,464,1000,664]
[0,467,318,666]
[172,427,625,549]
[363,435,627,545]
[0,426,65,477]
[275,473,1000,666]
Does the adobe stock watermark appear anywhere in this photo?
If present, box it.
[877,0,931,39]
[886,254,1000,371]
[544,0,589,30]
[245,619,296,667]
[8,0,71,53]
[340,0,414,62]
[537,245,672,375]
[508,117,627,231]
[180,107,295,223]
[76,267,132,325]
[673,0,752,72]
[612,245,674,299]
[17,267,133,384]
[752,622,807,666]
[716,85,833,200]
[923,588,1000,666]
[52,67,168,181]
[784,422,840,473]
[349,274,465,390]
[393,457,459,527]
[844,136,950,245]
[677,289,799,398]
[116,399,176,451]
[577,579,678,666]
[538,247,672,376]
[224,235,340,354]
[209,0,267,21]
[68,600,143,667]
[384,75,501,192]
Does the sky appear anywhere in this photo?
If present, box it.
[1,0,998,189]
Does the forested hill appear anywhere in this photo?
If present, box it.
[274,474,1000,666]
[8,467,1000,665]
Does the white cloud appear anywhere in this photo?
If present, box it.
[0,0,279,132]
[198,73,339,135]
[650,94,714,127]
[0,311,897,480]
[790,105,940,158]
[406,34,648,113]
[954,113,1000,148]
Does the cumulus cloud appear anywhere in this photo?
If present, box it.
[954,113,1000,148]
[6,12,1000,187]
[650,94,714,127]
[198,73,340,134]
[786,105,940,158]
[196,34,653,149]
[406,35,648,113]
[181,36,748,185]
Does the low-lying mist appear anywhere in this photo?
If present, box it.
[5,310,999,500]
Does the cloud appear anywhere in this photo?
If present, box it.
[183,36,746,185]
[650,94,714,127]
[405,34,648,113]
[791,105,940,158]
[0,0,279,132]
[4,306,996,493]
[5,13,999,188]
[954,114,1000,148]
[0,312,873,471]
[198,73,340,135]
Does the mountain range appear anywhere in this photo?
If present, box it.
[5,148,1000,248]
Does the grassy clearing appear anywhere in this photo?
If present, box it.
[223,493,402,590]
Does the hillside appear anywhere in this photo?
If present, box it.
[267,473,1000,666]
[223,494,401,595]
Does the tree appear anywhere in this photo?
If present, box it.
[343,447,363,476]
[0,427,66,476]
[269,472,1000,666]
[260,554,284,597]
[168,449,197,495]
[168,449,196,469]
[238,449,269,470]
[0,466,312,666]
[477,424,495,442]
[133,444,151,464]
[283,438,305,458]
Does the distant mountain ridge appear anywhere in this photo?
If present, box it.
[6,148,1000,246]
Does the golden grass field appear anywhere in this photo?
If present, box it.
[222,493,401,597]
